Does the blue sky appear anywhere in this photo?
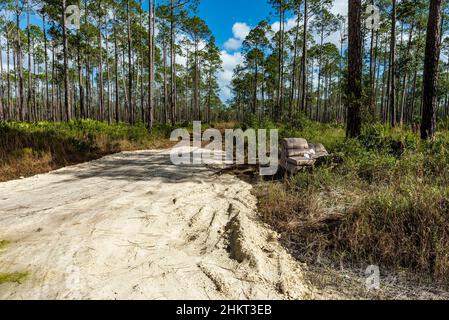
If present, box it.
[198,0,273,49]
[197,0,277,102]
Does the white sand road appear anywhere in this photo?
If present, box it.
[0,149,314,300]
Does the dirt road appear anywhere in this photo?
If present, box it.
[0,149,313,300]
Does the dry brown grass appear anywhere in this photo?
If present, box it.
[255,175,449,284]
[254,181,352,263]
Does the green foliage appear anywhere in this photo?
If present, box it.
[0,120,171,181]
[243,114,345,151]
[0,272,29,285]
[257,122,449,280]
[0,120,165,152]
[0,240,11,250]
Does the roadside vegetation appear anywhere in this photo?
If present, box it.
[0,240,10,250]
[0,120,173,182]
[255,118,449,284]
[0,241,29,285]
[0,272,29,285]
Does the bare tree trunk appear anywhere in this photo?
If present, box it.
[86,58,92,119]
[51,43,56,121]
[301,0,308,113]
[43,14,50,121]
[170,0,177,125]
[369,7,376,120]
[62,0,71,121]
[389,0,397,127]
[6,35,11,120]
[253,59,258,115]
[399,23,415,126]
[127,0,134,124]
[290,15,300,117]
[347,0,362,138]
[77,46,85,119]
[113,14,120,123]
[163,39,169,123]
[409,66,418,123]
[372,30,380,118]
[31,35,37,120]
[105,16,111,124]
[27,0,32,121]
[421,0,443,140]
[33,47,38,120]
[337,20,345,123]
[98,11,104,121]
[277,5,284,120]
[16,0,24,121]
[194,38,199,120]
[147,0,155,130]
[316,26,324,122]
[0,32,3,120]
[207,70,212,123]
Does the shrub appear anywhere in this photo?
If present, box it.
[255,122,449,282]
[0,120,171,181]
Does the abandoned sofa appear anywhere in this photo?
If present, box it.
[280,138,329,173]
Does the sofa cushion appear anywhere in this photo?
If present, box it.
[286,157,315,166]
[309,143,328,155]
[282,138,309,150]
[285,148,308,157]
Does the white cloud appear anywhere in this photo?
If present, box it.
[224,22,251,51]
[271,16,297,33]
[223,38,242,51]
[333,0,348,16]
[232,22,251,40]
[218,50,243,101]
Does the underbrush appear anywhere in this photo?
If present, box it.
[255,119,449,282]
[0,120,173,181]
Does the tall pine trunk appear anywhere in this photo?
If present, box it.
[16,0,24,121]
[43,14,50,120]
[147,0,155,130]
[170,0,176,125]
[98,11,104,121]
[62,0,71,121]
[421,0,443,140]
[0,31,3,120]
[127,0,134,124]
[290,15,300,116]
[388,0,397,127]
[300,0,308,113]
[27,0,32,121]
[346,0,362,138]
[277,5,284,120]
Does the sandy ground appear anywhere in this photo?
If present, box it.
[0,149,314,300]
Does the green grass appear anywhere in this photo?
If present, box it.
[254,115,449,282]
[0,240,11,250]
[0,272,29,285]
[0,119,174,181]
